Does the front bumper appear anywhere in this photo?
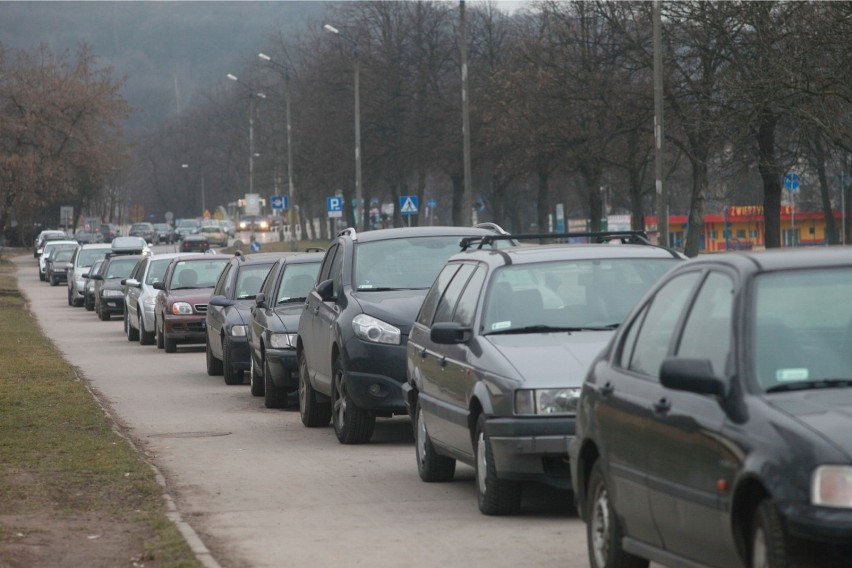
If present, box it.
[265,347,299,389]
[164,314,206,343]
[483,416,576,490]
[225,336,251,370]
[99,296,125,315]
[781,501,852,544]
[342,337,408,415]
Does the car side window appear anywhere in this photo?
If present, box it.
[216,264,233,297]
[627,272,701,378]
[675,272,734,377]
[417,264,461,326]
[132,258,147,281]
[452,265,486,327]
[328,245,344,297]
[318,244,338,284]
[617,303,649,369]
[433,265,475,324]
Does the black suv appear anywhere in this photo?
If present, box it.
[297,225,511,445]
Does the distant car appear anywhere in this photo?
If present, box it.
[91,255,142,321]
[74,230,103,244]
[129,222,155,243]
[570,247,852,568]
[220,219,236,237]
[248,253,323,408]
[205,252,286,387]
[153,223,175,244]
[100,223,120,242]
[34,230,68,258]
[83,259,106,312]
[124,253,183,345]
[67,243,113,306]
[238,216,269,232]
[180,234,210,253]
[153,255,230,353]
[110,236,150,256]
[38,240,78,281]
[199,225,229,247]
[45,247,77,286]
[174,218,201,240]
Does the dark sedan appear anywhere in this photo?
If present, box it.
[570,247,852,568]
[129,222,155,243]
[180,234,210,253]
[91,255,142,321]
[248,253,322,408]
[45,247,77,286]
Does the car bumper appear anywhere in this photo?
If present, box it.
[225,336,251,370]
[99,297,125,314]
[483,416,576,490]
[781,501,852,544]
[164,314,206,342]
[342,337,408,415]
[265,347,299,389]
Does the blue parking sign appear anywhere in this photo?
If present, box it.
[327,196,343,218]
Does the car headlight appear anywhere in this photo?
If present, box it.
[229,325,247,337]
[514,388,581,415]
[171,302,193,315]
[812,466,852,508]
[103,289,124,297]
[352,314,401,345]
[270,333,297,349]
[259,221,269,229]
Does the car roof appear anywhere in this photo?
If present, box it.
[282,252,325,264]
[680,247,852,275]
[448,242,682,267]
[79,243,112,250]
[339,225,506,243]
[45,239,78,246]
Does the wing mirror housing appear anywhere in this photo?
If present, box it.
[660,357,726,397]
[209,295,234,307]
[152,281,166,291]
[315,279,335,301]
[255,292,267,309]
[430,322,472,345]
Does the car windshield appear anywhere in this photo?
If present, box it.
[54,250,74,261]
[146,258,172,285]
[354,236,479,291]
[170,258,229,289]
[276,262,320,304]
[482,258,677,334]
[176,219,199,229]
[105,258,138,279]
[235,264,273,300]
[77,248,110,267]
[753,268,852,393]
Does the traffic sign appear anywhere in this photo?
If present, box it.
[250,240,261,252]
[327,196,343,218]
[400,196,419,216]
[270,195,289,210]
[427,198,437,209]
[784,172,801,191]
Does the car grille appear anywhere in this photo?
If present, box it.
[195,304,207,313]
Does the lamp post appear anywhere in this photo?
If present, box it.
[323,23,363,231]
[227,74,266,198]
[258,52,298,251]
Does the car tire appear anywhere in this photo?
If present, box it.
[264,357,288,409]
[98,302,110,321]
[72,293,83,308]
[206,335,223,375]
[126,312,139,341]
[39,271,45,282]
[475,414,522,515]
[223,338,243,386]
[585,460,648,568]
[164,332,177,353]
[85,293,94,311]
[750,500,788,568]
[139,315,155,346]
[155,316,164,349]
[332,354,375,445]
[50,275,57,286]
[67,288,73,306]
[414,399,456,482]
[299,351,331,427]
[249,355,263,395]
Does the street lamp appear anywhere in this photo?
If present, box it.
[226,74,266,198]
[323,23,363,231]
[259,52,298,251]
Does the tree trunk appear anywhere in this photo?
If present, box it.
[757,107,782,249]
[537,168,550,234]
[582,163,603,232]
[684,157,707,258]
[813,134,837,244]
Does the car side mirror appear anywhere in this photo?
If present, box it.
[316,279,335,301]
[660,357,726,397]
[91,274,104,281]
[255,292,267,309]
[430,322,472,345]
[152,281,166,291]
[82,272,89,278]
[209,295,234,307]
[125,278,141,288]
[65,263,73,270]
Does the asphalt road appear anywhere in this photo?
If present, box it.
[13,250,590,568]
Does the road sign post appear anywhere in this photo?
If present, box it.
[785,173,800,247]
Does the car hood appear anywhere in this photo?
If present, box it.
[482,331,614,387]
[227,302,254,325]
[767,389,852,459]
[271,303,304,333]
[351,289,429,335]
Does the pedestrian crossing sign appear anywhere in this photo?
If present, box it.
[399,195,419,216]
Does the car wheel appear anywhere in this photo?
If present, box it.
[249,355,263,395]
[98,302,110,321]
[67,288,73,306]
[586,460,648,568]
[750,500,788,568]
[164,330,177,353]
[127,312,139,341]
[414,399,456,482]
[85,293,94,311]
[155,316,164,349]
[50,275,57,286]
[39,270,45,282]
[332,354,375,444]
[299,351,330,427]
[264,357,288,409]
[475,414,522,515]
[223,338,243,386]
[139,314,155,345]
[206,335,223,375]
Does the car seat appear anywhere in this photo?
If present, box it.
[177,269,198,288]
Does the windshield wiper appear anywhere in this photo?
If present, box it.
[278,297,306,304]
[356,287,428,292]
[485,325,589,336]
[766,379,852,393]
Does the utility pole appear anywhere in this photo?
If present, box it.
[460,0,473,226]
[653,0,668,246]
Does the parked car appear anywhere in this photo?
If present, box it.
[297,225,513,444]
[129,222,156,243]
[46,248,77,286]
[91,255,142,321]
[205,252,285,386]
[199,225,228,247]
[38,239,78,281]
[67,243,113,306]
[570,247,852,568]
[153,223,175,244]
[403,232,682,515]
[83,259,106,312]
[74,230,103,244]
[110,236,150,256]
[174,218,201,240]
[34,230,68,258]
[124,253,183,344]
[100,223,120,242]
[248,252,323,408]
[153,255,230,353]
[180,234,210,253]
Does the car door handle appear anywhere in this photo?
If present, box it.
[440,356,447,369]
[600,382,614,396]
[653,398,671,414]
[420,348,427,360]
[313,305,319,315]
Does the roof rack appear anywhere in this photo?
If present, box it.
[472,222,511,235]
[459,230,652,251]
[337,227,357,241]
[234,250,244,258]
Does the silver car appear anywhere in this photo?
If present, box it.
[67,243,112,307]
[124,253,183,345]
[38,240,78,281]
